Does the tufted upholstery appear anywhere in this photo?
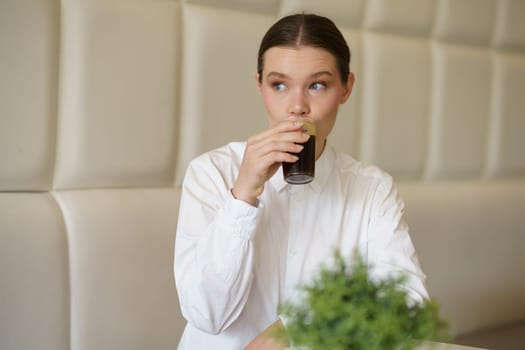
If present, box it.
[1,1,524,349]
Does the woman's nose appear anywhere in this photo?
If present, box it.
[288,90,310,116]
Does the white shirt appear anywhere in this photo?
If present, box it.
[174,142,429,350]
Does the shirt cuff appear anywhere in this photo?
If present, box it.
[216,190,261,241]
[278,314,289,329]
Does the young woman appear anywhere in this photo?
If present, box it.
[174,13,429,350]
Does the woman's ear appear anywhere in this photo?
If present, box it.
[255,72,262,94]
[340,72,355,104]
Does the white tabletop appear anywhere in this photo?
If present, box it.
[287,342,487,350]
[418,342,487,350]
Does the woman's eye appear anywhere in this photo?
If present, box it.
[310,82,327,91]
[272,83,286,92]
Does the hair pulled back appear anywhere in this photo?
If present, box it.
[257,13,351,83]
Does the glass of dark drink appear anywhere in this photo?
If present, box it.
[283,117,316,184]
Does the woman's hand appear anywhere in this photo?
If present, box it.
[232,118,310,206]
[244,320,288,350]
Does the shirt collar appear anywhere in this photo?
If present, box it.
[269,143,336,193]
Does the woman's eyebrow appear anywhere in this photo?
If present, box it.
[266,71,333,79]
[266,72,288,79]
[310,71,333,78]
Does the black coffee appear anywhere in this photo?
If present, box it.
[283,135,315,184]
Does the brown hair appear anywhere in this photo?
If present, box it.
[257,13,351,83]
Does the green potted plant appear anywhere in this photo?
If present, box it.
[275,251,449,349]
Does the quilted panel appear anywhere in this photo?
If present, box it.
[54,0,180,189]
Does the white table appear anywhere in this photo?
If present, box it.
[287,342,487,350]
[418,342,487,350]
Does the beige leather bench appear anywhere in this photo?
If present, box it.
[1,1,524,349]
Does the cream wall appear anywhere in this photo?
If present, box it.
[1,1,524,349]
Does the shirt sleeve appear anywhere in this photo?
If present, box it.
[174,156,261,335]
[367,175,430,304]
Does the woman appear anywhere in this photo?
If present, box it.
[174,13,429,350]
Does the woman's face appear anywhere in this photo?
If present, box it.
[257,45,354,158]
